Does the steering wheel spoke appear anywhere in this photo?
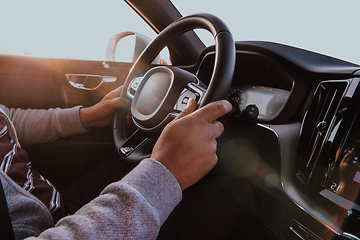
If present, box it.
[119,129,155,160]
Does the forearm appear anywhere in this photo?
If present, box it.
[26,159,182,240]
[4,106,87,146]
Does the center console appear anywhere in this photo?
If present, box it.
[286,77,360,239]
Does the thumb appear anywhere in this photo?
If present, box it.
[175,98,197,120]
[109,96,131,108]
[104,86,123,100]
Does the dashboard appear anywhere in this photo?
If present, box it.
[192,41,360,240]
[227,85,290,121]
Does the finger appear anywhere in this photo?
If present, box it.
[175,98,197,120]
[211,121,225,139]
[194,100,232,123]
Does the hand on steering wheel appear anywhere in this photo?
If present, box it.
[151,98,232,190]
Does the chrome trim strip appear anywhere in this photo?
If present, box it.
[319,189,360,211]
[341,232,360,240]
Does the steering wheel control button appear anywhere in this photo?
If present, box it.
[127,77,143,98]
[174,83,203,111]
[131,82,139,93]
[182,96,189,105]
[176,90,197,111]
[120,147,134,156]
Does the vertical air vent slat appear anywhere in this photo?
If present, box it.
[297,81,348,184]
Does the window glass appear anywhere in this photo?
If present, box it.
[0,0,157,61]
[3,0,358,65]
[172,0,360,65]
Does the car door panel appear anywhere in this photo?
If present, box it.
[51,58,132,108]
[0,55,63,109]
[0,54,132,108]
[0,54,133,185]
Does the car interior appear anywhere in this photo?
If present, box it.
[1,0,360,239]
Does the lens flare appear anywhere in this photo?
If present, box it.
[265,173,280,188]
[219,138,260,178]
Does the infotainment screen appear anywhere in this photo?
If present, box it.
[325,117,360,207]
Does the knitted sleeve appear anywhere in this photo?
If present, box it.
[0,105,87,147]
[26,158,182,240]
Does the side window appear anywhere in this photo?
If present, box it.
[0,0,170,64]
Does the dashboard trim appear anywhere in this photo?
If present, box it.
[262,122,340,234]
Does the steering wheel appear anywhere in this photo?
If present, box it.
[113,13,235,164]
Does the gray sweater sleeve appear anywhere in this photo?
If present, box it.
[0,171,54,240]
[26,158,183,240]
[0,105,87,147]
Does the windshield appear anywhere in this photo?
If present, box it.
[1,0,359,65]
[172,0,360,65]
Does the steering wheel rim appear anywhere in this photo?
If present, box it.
[114,13,236,164]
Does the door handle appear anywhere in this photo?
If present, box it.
[65,74,117,90]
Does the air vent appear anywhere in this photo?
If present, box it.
[297,81,348,184]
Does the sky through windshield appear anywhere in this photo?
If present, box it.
[0,0,359,64]
[172,0,360,65]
